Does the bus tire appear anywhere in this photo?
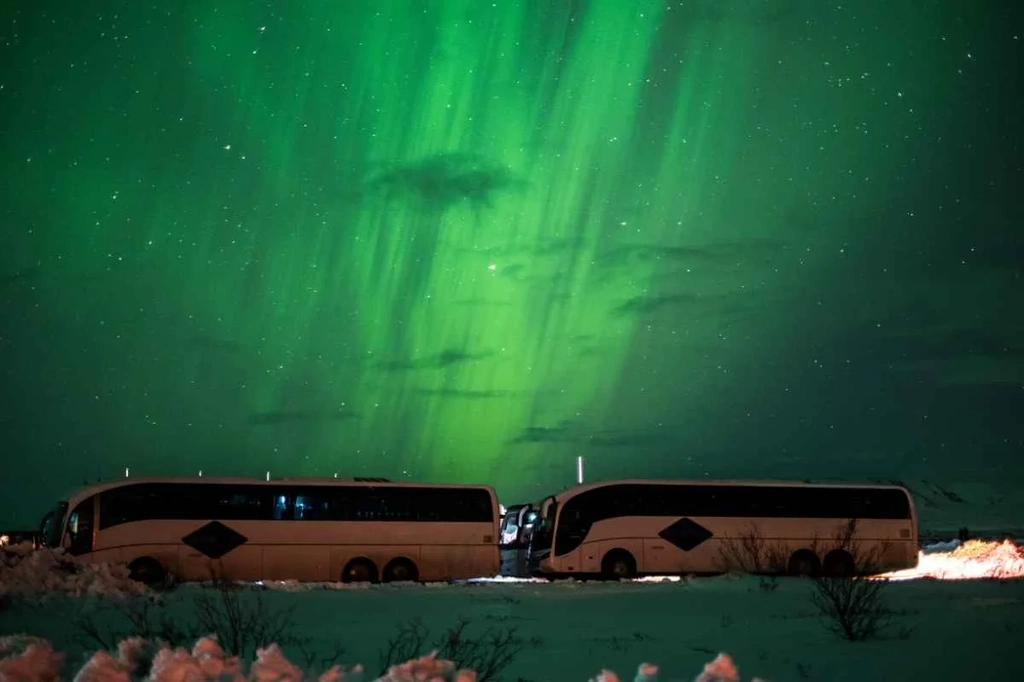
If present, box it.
[382,557,419,583]
[786,549,821,577]
[822,549,856,577]
[128,557,166,586]
[601,549,637,580]
[342,557,379,584]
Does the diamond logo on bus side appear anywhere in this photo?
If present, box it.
[659,517,713,551]
[181,521,248,559]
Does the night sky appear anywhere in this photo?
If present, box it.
[1,1,1021,527]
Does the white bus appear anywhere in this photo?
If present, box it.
[528,479,919,579]
[38,477,500,584]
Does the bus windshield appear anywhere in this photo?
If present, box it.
[530,497,557,551]
[38,501,67,548]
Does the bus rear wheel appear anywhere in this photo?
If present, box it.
[383,558,419,583]
[822,549,856,577]
[601,549,637,580]
[342,557,379,584]
[128,557,166,586]
[787,549,821,577]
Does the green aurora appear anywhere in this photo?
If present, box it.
[1,1,1021,525]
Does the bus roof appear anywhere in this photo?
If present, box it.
[61,476,498,512]
[547,478,913,501]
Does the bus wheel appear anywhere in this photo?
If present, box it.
[128,557,166,586]
[601,549,637,580]
[383,558,419,583]
[822,549,856,577]
[342,557,379,584]
[786,549,821,577]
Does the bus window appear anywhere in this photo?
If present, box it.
[449,489,494,522]
[99,483,274,527]
[273,494,293,520]
[65,496,94,556]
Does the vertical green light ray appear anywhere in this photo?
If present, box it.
[336,1,673,482]
[503,1,667,428]
[594,24,758,473]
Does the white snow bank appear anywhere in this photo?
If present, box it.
[4,539,1021,603]
[0,545,146,599]
[0,635,759,682]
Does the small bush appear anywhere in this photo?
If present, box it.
[809,519,905,641]
[74,576,342,671]
[716,523,789,575]
[378,616,523,682]
[810,575,897,641]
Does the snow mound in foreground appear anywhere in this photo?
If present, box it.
[0,635,760,682]
[0,544,146,599]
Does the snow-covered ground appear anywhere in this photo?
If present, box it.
[2,540,1023,681]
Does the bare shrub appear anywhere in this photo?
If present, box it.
[378,616,523,682]
[716,523,789,574]
[74,594,194,651]
[831,519,862,559]
[192,574,307,661]
[378,618,429,672]
[810,519,906,641]
[810,575,901,641]
[74,571,342,671]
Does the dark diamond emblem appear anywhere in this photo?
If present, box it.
[181,521,247,559]
[659,517,713,551]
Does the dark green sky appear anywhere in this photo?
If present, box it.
[1,1,1021,527]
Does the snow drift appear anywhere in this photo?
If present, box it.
[0,543,145,600]
[0,635,758,682]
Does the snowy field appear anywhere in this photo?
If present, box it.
[2,540,1023,681]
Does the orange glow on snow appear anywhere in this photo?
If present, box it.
[880,540,1024,581]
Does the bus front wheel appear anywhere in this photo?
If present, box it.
[383,557,419,583]
[786,549,821,577]
[128,557,166,586]
[342,557,379,584]
[601,549,637,580]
